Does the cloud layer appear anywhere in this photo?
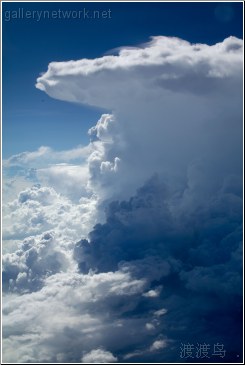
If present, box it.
[3,35,243,363]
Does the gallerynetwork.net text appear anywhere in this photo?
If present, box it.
[4,8,112,22]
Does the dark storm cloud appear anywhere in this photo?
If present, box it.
[73,171,242,361]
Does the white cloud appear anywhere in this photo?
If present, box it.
[36,36,242,204]
[2,184,98,252]
[154,308,168,317]
[3,230,75,293]
[143,287,162,298]
[150,339,167,352]
[4,145,91,168]
[88,114,117,143]
[37,163,89,201]
[3,144,92,204]
[145,323,155,331]
[36,36,242,108]
[2,270,146,363]
[81,349,118,363]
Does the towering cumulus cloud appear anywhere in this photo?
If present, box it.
[36,36,243,201]
[3,36,243,363]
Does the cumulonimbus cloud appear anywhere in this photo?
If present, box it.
[3,35,243,363]
[36,35,243,203]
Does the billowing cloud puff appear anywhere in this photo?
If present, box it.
[3,35,243,363]
[2,270,151,363]
[3,231,71,293]
[81,349,118,363]
[3,185,97,244]
[150,339,167,352]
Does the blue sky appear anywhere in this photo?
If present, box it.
[2,1,243,158]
